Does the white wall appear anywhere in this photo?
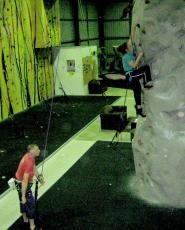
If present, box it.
[53,46,98,95]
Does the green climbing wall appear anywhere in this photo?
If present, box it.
[0,0,61,122]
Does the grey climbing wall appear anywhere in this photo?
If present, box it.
[130,0,185,207]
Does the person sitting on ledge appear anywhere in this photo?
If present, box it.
[118,25,153,117]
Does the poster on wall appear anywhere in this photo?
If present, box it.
[82,56,97,85]
[67,60,75,75]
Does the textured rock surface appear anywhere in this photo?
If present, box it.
[131,0,185,207]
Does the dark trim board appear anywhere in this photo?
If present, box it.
[105,36,129,40]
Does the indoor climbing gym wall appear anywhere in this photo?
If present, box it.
[131,0,185,207]
[0,0,61,122]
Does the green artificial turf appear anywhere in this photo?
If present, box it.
[0,96,118,194]
[10,141,185,230]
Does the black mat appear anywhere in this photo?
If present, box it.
[0,96,118,194]
[10,141,185,230]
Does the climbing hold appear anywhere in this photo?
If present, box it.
[138,139,143,145]
[176,111,185,119]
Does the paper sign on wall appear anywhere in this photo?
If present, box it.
[67,60,75,75]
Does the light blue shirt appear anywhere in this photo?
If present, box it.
[122,52,135,74]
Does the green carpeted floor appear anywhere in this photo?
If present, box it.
[10,141,185,230]
[0,96,118,194]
